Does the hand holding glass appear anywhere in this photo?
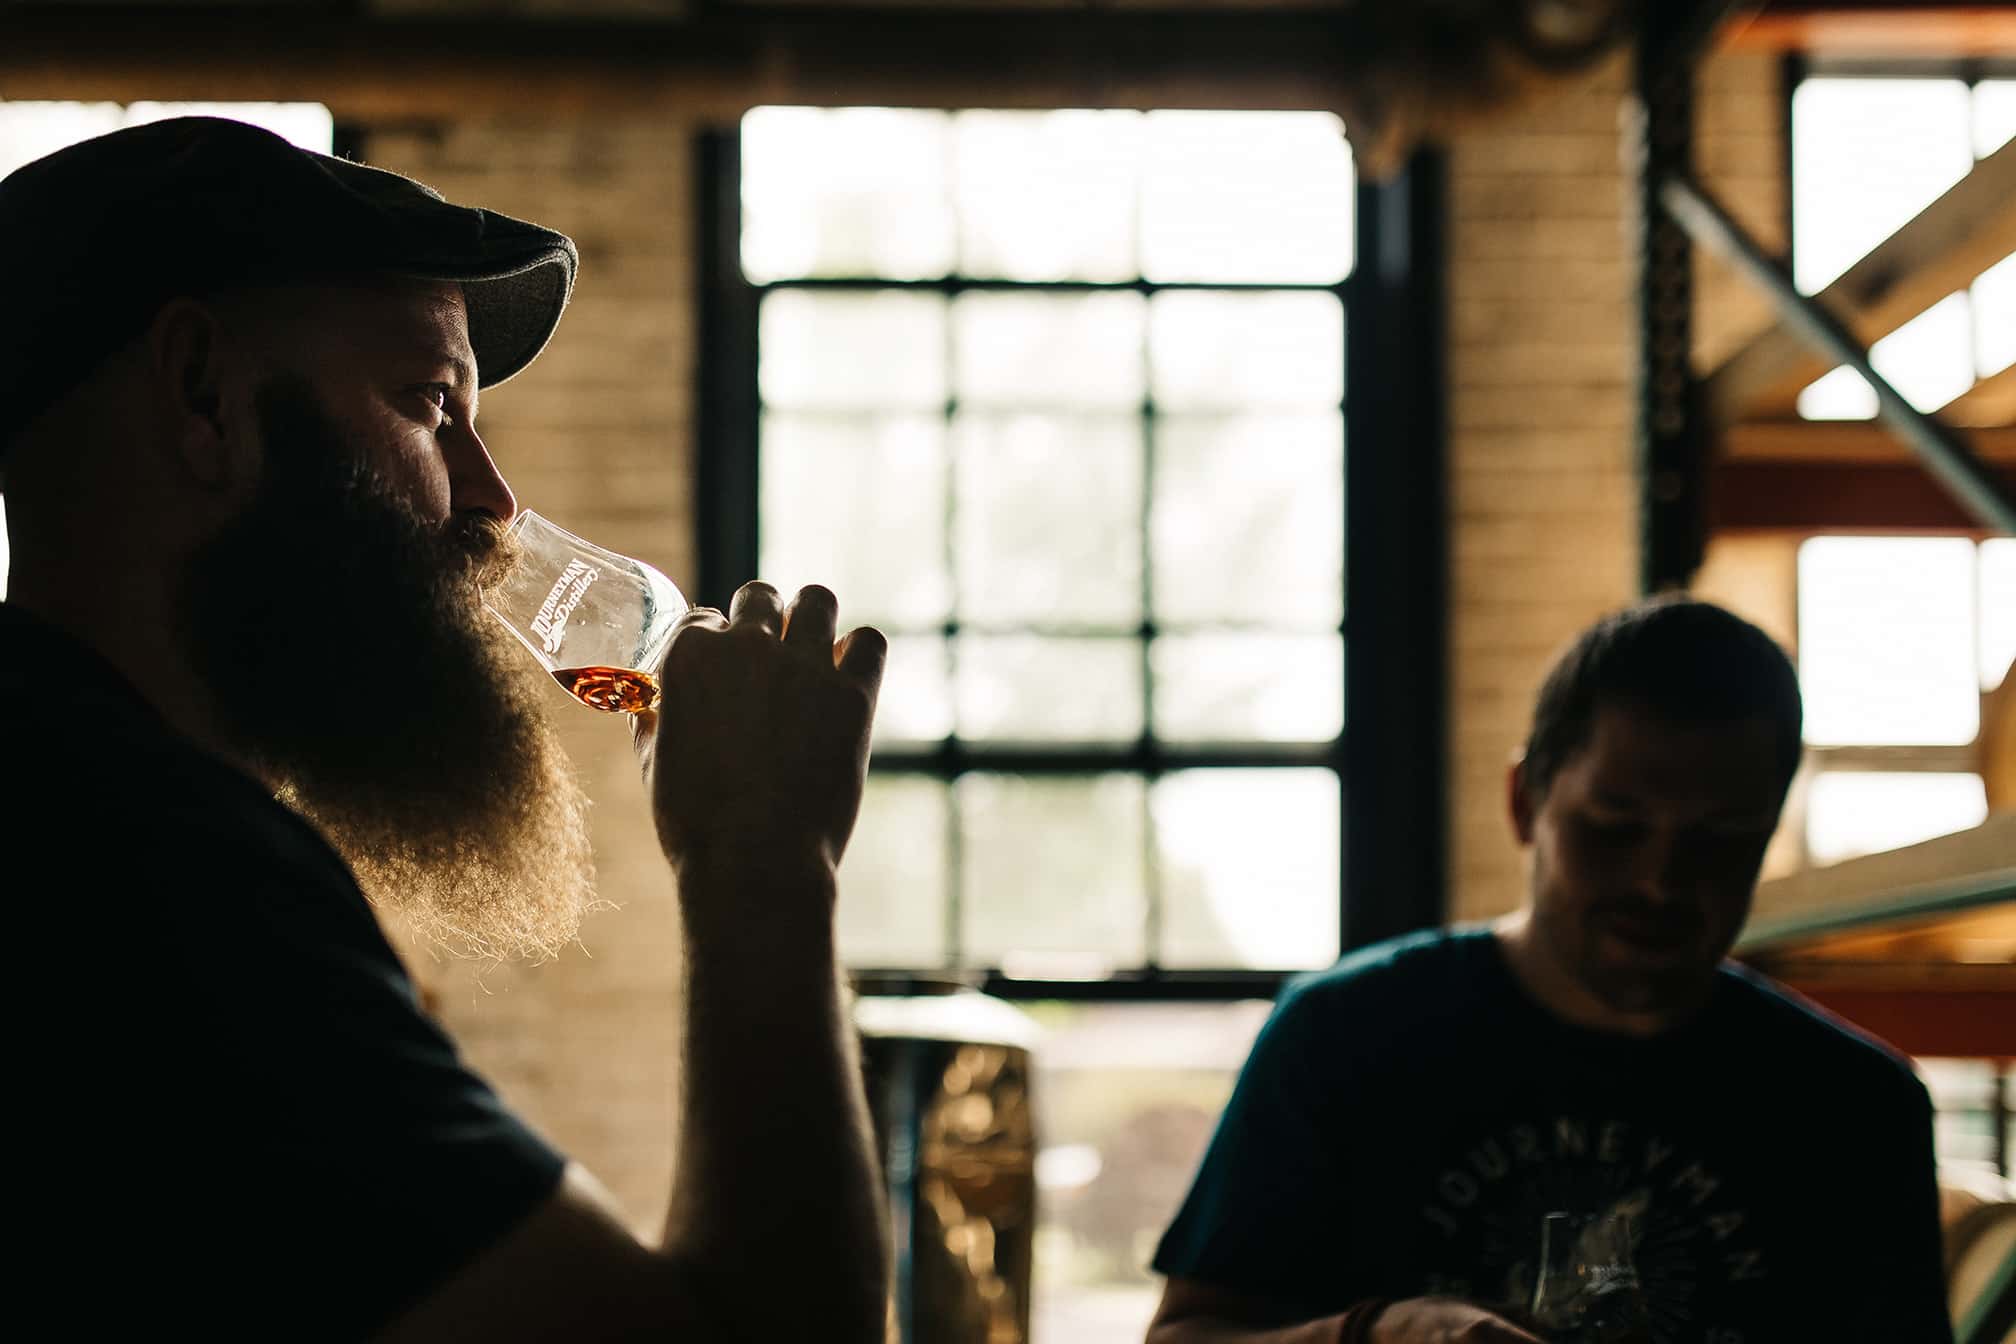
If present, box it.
[1530,1211,1653,1344]
[481,511,690,714]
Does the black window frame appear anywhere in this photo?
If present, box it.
[695,118,1447,1001]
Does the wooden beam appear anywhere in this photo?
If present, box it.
[0,9,1369,121]
[1771,984,2016,1058]
[1943,365,2016,428]
[1723,4,2016,56]
[1723,420,2016,463]
[1710,457,2016,530]
[1703,141,2016,425]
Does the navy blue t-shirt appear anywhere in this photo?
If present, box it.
[1154,928,1952,1342]
[4,603,566,1338]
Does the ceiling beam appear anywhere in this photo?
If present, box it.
[1941,364,2016,427]
[1710,457,2016,530]
[0,9,1370,121]
[1702,140,2016,426]
[1723,4,2016,55]
[1723,420,2016,463]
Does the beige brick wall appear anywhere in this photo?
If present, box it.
[1445,49,1785,925]
[363,117,702,1235]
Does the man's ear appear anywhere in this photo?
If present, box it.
[147,298,247,493]
[1507,755,1537,846]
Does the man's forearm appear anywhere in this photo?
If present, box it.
[662,855,889,1342]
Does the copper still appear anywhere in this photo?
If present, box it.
[856,979,1041,1344]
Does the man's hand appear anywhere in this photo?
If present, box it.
[633,581,887,887]
[1369,1298,1545,1344]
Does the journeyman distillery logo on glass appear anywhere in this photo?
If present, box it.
[1414,1115,1764,1343]
[531,560,601,654]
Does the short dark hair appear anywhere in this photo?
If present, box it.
[1520,597,1804,803]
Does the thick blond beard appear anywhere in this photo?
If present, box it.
[286,693,603,965]
[180,374,604,963]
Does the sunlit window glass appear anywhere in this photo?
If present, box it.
[1805,772,1989,866]
[1973,79,2016,156]
[1797,537,1979,746]
[1791,78,1971,295]
[740,107,953,283]
[1973,252,2016,377]
[1982,539,2016,692]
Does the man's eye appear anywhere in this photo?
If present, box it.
[417,384,455,428]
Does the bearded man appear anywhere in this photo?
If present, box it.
[1,116,888,1341]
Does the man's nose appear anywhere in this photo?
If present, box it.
[1633,829,1689,905]
[448,423,517,526]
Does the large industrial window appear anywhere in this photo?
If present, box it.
[1785,71,2014,863]
[0,100,337,602]
[719,108,1364,988]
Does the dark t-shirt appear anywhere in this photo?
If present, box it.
[1154,928,1953,1343]
[3,603,566,1339]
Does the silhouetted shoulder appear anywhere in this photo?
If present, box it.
[1273,925,1501,1033]
[1713,960,1930,1111]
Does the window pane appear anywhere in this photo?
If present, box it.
[1975,80,2016,157]
[955,636,1143,744]
[1805,772,1988,865]
[759,413,950,629]
[122,101,333,150]
[954,414,1142,629]
[839,775,949,966]
[875,635,954,748]
[0,102,124,176]
[760,290,947,411]
[954,110,1140,282]
[953,292,1145,410]
[0,100,333,176]
[1919,1058,2003,1174]
[1795,292,1975,420]
[1140,111,1353,284]
[1154,769,1340,970]
[1792,79,1972,294]
[1151,634,1344,743]
[1973,252,2015,377]
[1030,1001,1271,1343]
[1798,537,1979,745]
[1983,539,2016,692]
[959,774,1148,974]
[1150,291,1343,411]
[741,107,953,282]
[1152,414,1343,628]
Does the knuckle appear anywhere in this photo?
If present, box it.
[663,623,722,663]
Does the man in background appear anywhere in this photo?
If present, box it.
[2,116,888,1340]
[1147,599,1952,1343]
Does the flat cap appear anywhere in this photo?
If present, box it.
[0,115,577,460]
